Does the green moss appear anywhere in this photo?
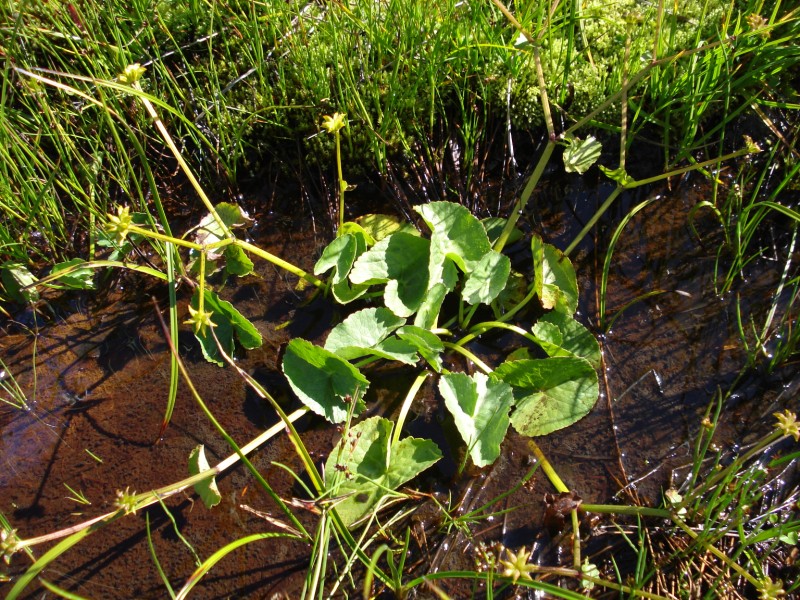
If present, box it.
[503,0,732,129]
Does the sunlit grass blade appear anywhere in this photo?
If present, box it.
[175,533,304,600]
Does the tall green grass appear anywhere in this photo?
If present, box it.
[2,0,795,271]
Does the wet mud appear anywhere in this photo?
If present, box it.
[1,173,796,597]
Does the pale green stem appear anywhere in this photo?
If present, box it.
[125,227,324,289]
[127,225,204,250]
[132,82,231,238]
[527,439,569,493]
[457,321,530,348]
[494,285,537,324]
[633,147,756,187]
[197,251,207,319]
[564,186,623,257]
[335,128,345,232]
[571,509,581,570]
[393,372,430,447]
[236,240,325,289]
[12,408,308,551]
[671,515,762,588]
[490,0,557,252]
[581,503,671,518]
[620,23,631,171]
[442,342,492,374]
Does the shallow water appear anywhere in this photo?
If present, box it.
[0,173,796,597]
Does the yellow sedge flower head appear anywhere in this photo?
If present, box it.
[1,527,20,565]
[498,546,535,584]
[746,14,770,38]
[118,63,146,85]
[185,304,216,336]
[114,487,139,515]
[758,577,785,599]
[321,112,346,134]
[774,409,799,441]
[106,205,133,245]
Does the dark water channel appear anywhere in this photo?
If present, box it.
[1,174,796,598]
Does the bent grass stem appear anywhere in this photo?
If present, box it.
[5,407,308,600]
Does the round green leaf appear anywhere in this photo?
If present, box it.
[462,251,511,306]
[415,201,491,280]
[350,232,431,318]
[496,357,599,436]
[282,339,368,423]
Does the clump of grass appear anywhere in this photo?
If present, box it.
[585,399,800,599]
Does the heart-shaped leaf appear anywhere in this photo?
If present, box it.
[415,202,491,282]
[535,310,601,369]
[350,232,430,318]
[439,372,514,467]
[495,357,599,436]
[325,417,441,526]
[462,250,511,306]
[282,338,368,423]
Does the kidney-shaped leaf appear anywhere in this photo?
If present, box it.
[324,307,404,354]
[325,416,441,526]
[48,258,96,290]
[396,325,444,372]
[193,203,250,249]
[439,372,514,467]
[462,251,511,306]
[415,202,491,282]
[495,357,598,437]
[532,235,578,314]
[354,213,417,242]
[323,307,418,364]
[537,310,601,369]
[282,339,368,423]
[350,232,430,317]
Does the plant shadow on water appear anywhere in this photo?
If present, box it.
[1,145,796,598]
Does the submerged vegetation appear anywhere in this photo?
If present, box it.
[1,0,799,597]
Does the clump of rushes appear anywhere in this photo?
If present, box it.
[321,112,348,232]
